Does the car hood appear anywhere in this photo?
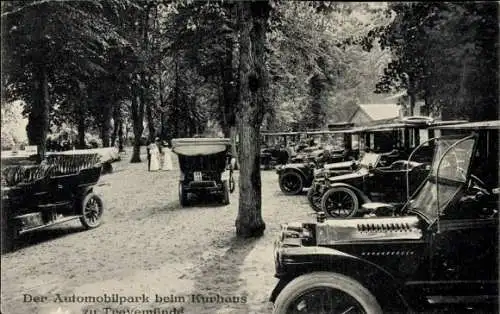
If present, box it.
[315,216,423,245]
[324,161,355,170]
[281,163,309,169]
[277,163,311,173]
[327,168,367,182]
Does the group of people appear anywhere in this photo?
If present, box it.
[147,137,173,171]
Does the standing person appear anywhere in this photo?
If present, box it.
[148,139,160,171]
[161,141,173,171]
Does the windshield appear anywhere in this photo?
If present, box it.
[407,136,476,221]
[431,137,475,183]
[359,152,380,168]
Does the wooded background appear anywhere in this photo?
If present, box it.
[2,1,497,157]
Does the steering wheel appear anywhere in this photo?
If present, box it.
[460,173,497,219]
[468,174,489,195]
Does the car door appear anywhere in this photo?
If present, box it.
[428,217,498,304]
[367,162,406,203]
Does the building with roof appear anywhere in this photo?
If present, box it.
[383,90,438,118]
[348,103,402,126]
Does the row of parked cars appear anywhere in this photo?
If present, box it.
[269,119,499,313]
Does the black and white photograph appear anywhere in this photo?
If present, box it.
[1,1,498,313]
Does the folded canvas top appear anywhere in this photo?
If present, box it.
[171,138,231,156]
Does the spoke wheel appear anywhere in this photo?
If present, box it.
[80,193,104,229]
[321,187,359,218]
[307,185,322,211]
[279,172,304,195]
[273,272,382,314]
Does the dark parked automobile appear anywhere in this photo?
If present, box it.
[172,138,235,206]
[276,129,361,196]
[308,151,430,216]
[261,146,289,170]
[1,154,104,253]
[270,134,498,313]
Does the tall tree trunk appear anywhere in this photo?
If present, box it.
[26,64,50,162]
[221,36,237,136]
[235,1,270,238]
[101,103,112,147]
[130,85,145,163]
[76,82,87,149]
[118,120,124,152]
[159,63,166,140]
[77,110,86,149]
[146,102,155,140]
[111,103,119,147]
[308,73,327,129]
[408,75,415,116]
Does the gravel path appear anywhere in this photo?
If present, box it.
[1,148,313,314]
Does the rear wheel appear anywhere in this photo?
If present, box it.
[321,187,359,218]
[179,183,189,207]
[221,181,230,205]
[229,175,236,193]
[80,192,104,229]
[279,172,304,195]
[273,272,382,314]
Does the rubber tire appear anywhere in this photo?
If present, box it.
[279,172,304,195]
[221,181,230,205]
[179,183,189,207]
[79,193,104,229]
[1,207,15,254]
[229,176,236,193]
[273,272,383,314]
[307,186,322,212]
[102,162,113,174]
[321,186,359,218]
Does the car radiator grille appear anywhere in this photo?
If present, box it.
[189,181,217,188]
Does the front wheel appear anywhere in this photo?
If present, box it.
[279,172,304,195]
[307,185,322,212]
[273,272,382,314]
[79,193,104,229]
[321,186,359,218]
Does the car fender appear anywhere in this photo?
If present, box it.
[76,186,94,198]
[326,182,371,204]
[271,246,409,311]
[278,165,312,184]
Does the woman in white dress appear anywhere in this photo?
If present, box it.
[148,140,160,171]
[161,141,173,171]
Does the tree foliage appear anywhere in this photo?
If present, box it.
[364,2,498,120]
[266,2,391,130]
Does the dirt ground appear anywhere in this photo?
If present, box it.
[1,147,315,314]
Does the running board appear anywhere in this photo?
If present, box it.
[426,295,497,304]
[18,215,81,235]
